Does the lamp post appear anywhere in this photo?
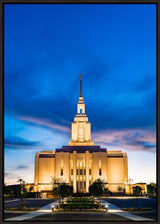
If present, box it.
[56,182,60,210]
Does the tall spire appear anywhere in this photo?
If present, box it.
[80,73,83,97]
[68,72,94,146]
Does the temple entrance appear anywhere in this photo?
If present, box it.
[76,181,86,193]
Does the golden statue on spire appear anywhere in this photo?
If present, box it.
[80,73,83,80]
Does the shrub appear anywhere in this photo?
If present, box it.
[30,207,35,211]
[23,206,28,211]
[10,207,16,211]
[130,207,134,211]
[59,197,102,210]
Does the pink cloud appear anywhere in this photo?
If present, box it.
[18,116,70,133]
[92,128,156,152]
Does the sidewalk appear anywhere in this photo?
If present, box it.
[104,200,154,221]
[5,199,154,221]
[5,200,57,221]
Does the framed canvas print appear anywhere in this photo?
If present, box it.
[1,1,158,223]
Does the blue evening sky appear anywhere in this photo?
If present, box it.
[4,4,156,185]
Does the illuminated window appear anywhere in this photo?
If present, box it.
[89,180,92,186]
[76,182,79,192]
[61,160,63,176]
[84,181,86,189]
[80,181,83,189]
[99,160,101,175]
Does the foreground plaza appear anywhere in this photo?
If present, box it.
[4,197,156,221]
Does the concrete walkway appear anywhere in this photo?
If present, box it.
[103,200,154,221]
[5,199,19,203]
[5,199,154,221]
[5,200,58,221]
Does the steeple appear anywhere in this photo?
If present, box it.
[80,73,83,97]
[77,73,85,114]
[68,74,94,146]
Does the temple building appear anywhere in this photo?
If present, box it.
[34,74,129,197]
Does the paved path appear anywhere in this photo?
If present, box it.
[5,199,154,221]
[5,199,19,203]
[103,199,153,221]
[5,200,58,221]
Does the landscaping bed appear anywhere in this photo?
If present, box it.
[53,197,107,211]
[5,207,39,211]
[123,207,153,212]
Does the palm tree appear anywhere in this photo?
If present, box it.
[17,178,24,209]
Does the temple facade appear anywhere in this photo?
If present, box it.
[34,74,129,197]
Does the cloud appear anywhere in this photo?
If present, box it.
[4,173,9,176]
[17,116,70,133]
[5,136,41,149]
[4,61,156,134]
[16,165,29,169]
[92,128,156,153]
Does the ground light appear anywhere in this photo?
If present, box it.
[105,204,108,211]
[51,204,54,211]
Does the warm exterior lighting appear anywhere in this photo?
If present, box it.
[34,74,129,196]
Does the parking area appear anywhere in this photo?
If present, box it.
[101,197,156,209]
[4,198,56,209]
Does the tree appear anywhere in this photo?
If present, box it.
[52,177,63,197]
[103,187,109,196]
[147,183,156,197]
[58,183,73,202]
[132,186,142,209]
[4,184,10,197]
[117,186,123,195]
[52,177,73,208]
[17,178,27,209]
[89,179,104,197]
